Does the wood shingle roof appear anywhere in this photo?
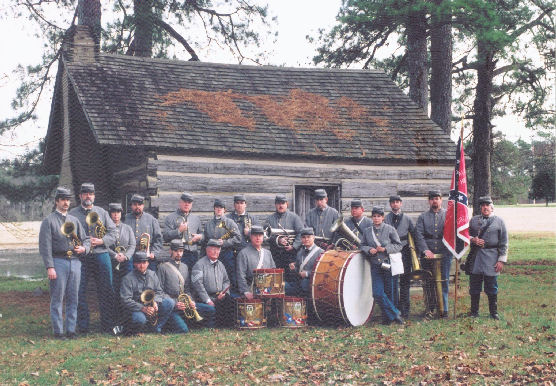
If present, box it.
[61,53,455,163]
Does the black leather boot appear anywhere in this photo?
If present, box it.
[488,294,499,320]
[469,294,480,317]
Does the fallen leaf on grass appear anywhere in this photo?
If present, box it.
[268,373,285,382]
[30,372,39,377]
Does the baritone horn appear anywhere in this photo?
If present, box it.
[177,293,203,322]
[407,233,432,281]
[140,289,158,326]
[217,220,236,240]
[330,215,360,250]
[264,226,296,247]
[86,211,107,238]
[61,222,82,256]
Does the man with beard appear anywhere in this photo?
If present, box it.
[69,183,118,334]
[265,194,304,282]
[107,202,135,332]
[415,190,451,319]
[162,192,204,272]
[236,225,275,300]
[124,194,163,272]
[385,195,416,318]
[203,199,241,293]
[305,189,338,242]
[157,240,216,331]
[39,187,89,339]
[467,196,508,320]
[120,251,175,334]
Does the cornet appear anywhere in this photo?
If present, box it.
[114,245,127,271]
[180,214,193,245]
[139,233,151,256]
[86,211,106,253]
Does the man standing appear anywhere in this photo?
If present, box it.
[266,194,304,282]
[236,225,275,299]
[415,190,452,318]
[468,196,508,320]
[39,187,89,339]
[124,194,163,272]
[191,239,234,327]
[203,199,241,291]
[305,189,339,241]
[285,228,323,298]
[333,199,372,247]
[69,183,118,334]
[107,202,135,331]
[226,194,257,252]
[120,251,175,334]
[162,192,204,272]
[385,195,416,318]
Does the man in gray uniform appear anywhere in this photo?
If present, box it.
[69,183,118,334]
[415,190,451,318]
[107,202,136,331]
[266,194,304,282]
[124,194,163,272]
[191,239,234,326]
[305,189,339,242]
[285,227,323,298]
[120,251,175,334]
[385,195,416,318]
[226,194,257,252]
[39,187,89,339]
[162,192,204,272]
[468,196,508,320]
[236,225,275,299]
[157,240,216,331]
[333,199,372,248]
[203,199,241,293]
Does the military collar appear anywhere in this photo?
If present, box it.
[55,209,68,217]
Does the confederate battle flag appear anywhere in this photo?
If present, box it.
[443,136,470,260]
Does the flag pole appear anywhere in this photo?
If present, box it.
[453,118,465,319]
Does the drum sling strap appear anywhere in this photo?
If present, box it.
[299,245,320,273]
[352,218,364,237]
[256,249,265,269]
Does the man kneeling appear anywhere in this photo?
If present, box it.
[120,251,175,334]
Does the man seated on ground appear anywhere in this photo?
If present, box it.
[120,251,175,334]
[157,239,216,331]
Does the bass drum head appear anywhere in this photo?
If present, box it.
[341,252,373,326]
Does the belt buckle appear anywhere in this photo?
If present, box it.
[66,250,73,259]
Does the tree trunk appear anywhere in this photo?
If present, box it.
[472,40,496,215]
[406,7,428,113]
[133,0,153,57]
[430,0,452,134]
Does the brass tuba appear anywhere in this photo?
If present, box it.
[140,289,158,326]
[177,292,203,322]
[61,222,82,256]
[330,215,361,250]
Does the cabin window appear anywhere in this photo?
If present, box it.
[294,185,341,220]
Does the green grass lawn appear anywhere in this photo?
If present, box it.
[1,233,554,384]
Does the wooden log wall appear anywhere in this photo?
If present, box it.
[149,154,452,227]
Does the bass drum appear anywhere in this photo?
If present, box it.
[311,249,374,326]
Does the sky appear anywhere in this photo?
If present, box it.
[0,0,542,160]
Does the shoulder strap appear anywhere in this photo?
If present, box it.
[299,246,321,272]
[164,262,185,289]
[478,217,495,238]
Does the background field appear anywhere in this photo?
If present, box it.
[0,233,554,384]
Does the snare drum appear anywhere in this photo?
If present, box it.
[311,250,374,326]
[236,298,266,329]
[278,297,307,328]
[253,268,284,298]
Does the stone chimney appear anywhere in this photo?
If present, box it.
[62,0,101,63]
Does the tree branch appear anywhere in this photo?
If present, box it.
[153,18,200,61]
